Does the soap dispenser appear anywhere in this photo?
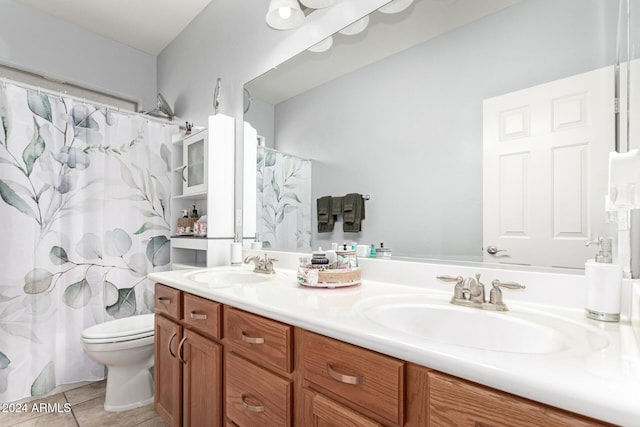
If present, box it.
[584,237,621,322]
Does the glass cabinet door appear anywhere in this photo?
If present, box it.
[183,130,207,195]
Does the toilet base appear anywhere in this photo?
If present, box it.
[103,365,154,412]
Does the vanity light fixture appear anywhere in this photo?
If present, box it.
[308,35,333,52]
[300,0,336,8]
[339,15,370,36]
[266,0,305,30]
[378,0,414,14]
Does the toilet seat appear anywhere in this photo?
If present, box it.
[82,314,154,344]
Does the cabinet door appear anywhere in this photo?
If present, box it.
[155,315,182,427]
[183,329,223,427]
[183,130,207,195]
[305,390,382,427]
[429,371,612,427]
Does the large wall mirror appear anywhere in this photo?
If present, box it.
[243,0,640,270]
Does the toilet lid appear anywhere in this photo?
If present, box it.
[82,314,154,342]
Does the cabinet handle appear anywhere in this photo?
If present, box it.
[241,395,265,413]
[180,165,187,183]
[241,332,265,345]
[168,332,177,358]
[157,297,171,305]
[177,336,187,364]
[190,311,207,320]
[326,363,365,385]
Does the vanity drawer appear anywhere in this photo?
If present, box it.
[183,293,221,339]
[225,352,292,427]
[224,306,293,373]
[302,331,404,426]
[154,283,182,320]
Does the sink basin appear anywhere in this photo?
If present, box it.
[184,268,275,287]
[356,295,609,354]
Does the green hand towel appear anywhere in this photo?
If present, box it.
[317,196,334,233]
[343,193,364,232]
[332,196,343,216]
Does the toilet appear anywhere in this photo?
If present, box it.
[81,314,155,412]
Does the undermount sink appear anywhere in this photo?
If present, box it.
[184,268,276,287]
[356,294,609,355]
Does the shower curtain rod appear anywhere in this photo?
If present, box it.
[0,75,180,128]
[261,146,311,162]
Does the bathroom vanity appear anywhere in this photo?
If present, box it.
[149,255,640,426]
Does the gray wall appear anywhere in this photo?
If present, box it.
[0,0,157,110]
[273,0,619,258]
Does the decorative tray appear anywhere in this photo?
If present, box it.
[297,266,361,288]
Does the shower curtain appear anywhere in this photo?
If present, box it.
[256,146,311,251]
[0,83,174,402]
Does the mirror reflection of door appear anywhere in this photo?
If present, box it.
[483,65,614,268]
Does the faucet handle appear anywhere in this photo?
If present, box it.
[489,279,525,309]
[491,279,525,291]
[436,275,463,284]
[263,253,278,261]
[437,275,465,300]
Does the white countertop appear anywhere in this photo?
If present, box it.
[148,260,640,426]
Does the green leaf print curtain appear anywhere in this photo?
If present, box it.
[0,83,174,402]
[256,146,311,251]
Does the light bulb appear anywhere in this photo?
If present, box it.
[278,6,292,19]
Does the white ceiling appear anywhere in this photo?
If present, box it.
[17,0,214,55]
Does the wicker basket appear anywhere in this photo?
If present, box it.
[297,267,361,288]
[176,217,197,234]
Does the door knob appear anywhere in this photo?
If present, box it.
[486,245,508,255]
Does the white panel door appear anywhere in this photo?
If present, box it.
[483,66,614,268]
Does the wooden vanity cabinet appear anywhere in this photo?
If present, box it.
[154,284,223,427]
[154,284,616,427]
[427,371,614,427]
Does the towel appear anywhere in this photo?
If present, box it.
[343,193,365,232]
[317,196,334,233]
[332,196,343,216]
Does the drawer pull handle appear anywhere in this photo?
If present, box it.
[327,363,365,385]
[241,333,265,345]
[241,395,265,413]
[190,311,207,320]
[157,297,171,305]
[168,332,177,358]
[177,336,187,364]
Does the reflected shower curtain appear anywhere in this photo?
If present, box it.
[256,146,311,251]
[0,83,174,402]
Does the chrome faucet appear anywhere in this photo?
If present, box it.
[244,253,277,274]
[437,274,525,311]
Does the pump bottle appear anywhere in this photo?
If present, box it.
[585,237,621,322]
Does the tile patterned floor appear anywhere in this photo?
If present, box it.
[0,381,168,427]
